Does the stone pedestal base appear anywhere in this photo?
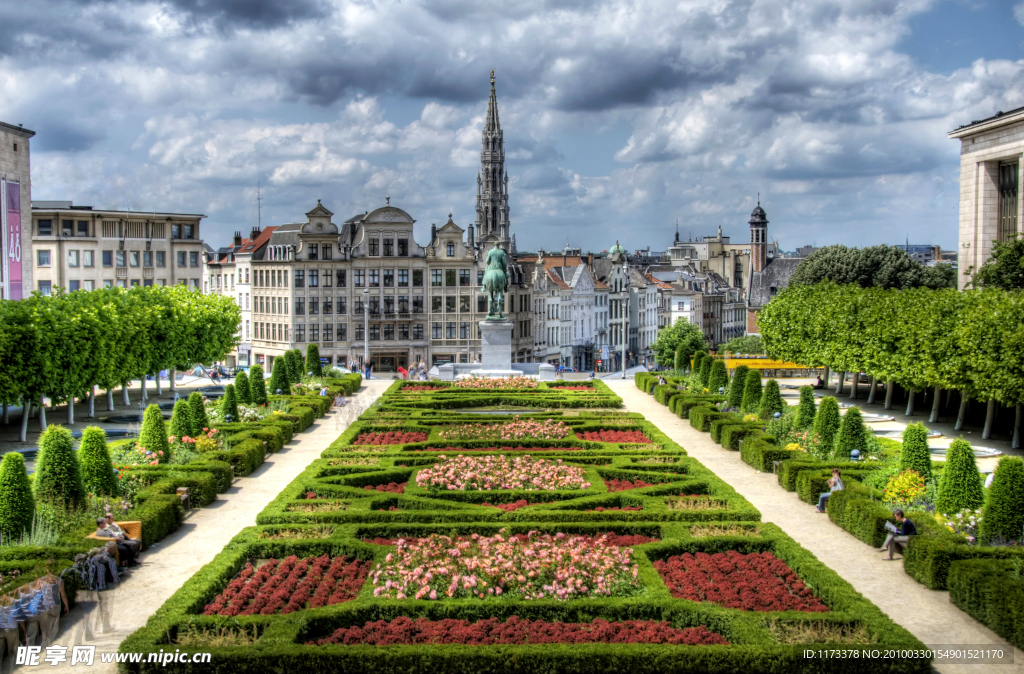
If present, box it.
[478,320,514,377]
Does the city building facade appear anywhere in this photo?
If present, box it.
[0,121,34,300]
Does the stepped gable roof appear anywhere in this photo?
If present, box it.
[748,257,802,307]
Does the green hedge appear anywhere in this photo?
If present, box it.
[709,414,743,444]
[688,406,723,432]
[719,424,763,452]
[948,558,1024,649]
[216,438,266,476]
[739,435,791,472]
[795,469,874,505]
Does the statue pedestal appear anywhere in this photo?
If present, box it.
[477,320,517,377]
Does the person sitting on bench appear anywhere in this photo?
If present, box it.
[880,510,916,560]
[95,518,137,568]
[813,376,824,389]
[816,468,844,513]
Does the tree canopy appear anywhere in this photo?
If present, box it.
[790,244,955,290]
[651,318,707,368]
[967,236,1024,291]
[721,334,763,354]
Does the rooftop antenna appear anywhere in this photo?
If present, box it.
[257,179,262,228]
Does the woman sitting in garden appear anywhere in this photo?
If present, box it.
[816,468,844,513]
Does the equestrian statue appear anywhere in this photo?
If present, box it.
[482,241,509,321]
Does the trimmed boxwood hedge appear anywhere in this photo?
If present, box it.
[948,558,1024,649]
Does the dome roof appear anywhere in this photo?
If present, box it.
[609,240,626,255]
[748,202,768,225]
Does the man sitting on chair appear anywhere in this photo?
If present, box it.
[103,514,141,564]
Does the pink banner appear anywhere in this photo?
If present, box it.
[6,182,22,300]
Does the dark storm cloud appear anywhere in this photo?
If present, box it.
[166,0,330,29]
[31,122,105,152]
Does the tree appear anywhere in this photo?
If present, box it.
[234,370,252,404]
[721,334,763,354]
[692,351,706,376]
[651,318,707,370]
[286,350,303,384]
[222,384,240,422]
[270,357,291,395]
[980,456,1024,544]
[673,349,682,373]
[249,364,268,405]
[708,360,729,393]
[741,371,763,413]
[758,379,785,420]
[139,404,170,463]
[169,400,194,440]
[0,452,34,540]
[796,386,816,429]
[967,235,1024,290]
[833,406,868,459]
[899,423,933,484]
[814,396,841,451]
[935,438,984,514]
[727,365,749,409]
[699,356,713,389]
[306,344,322,377]
[790,244,950,290]
[79,426,117,497]
[188,391,209,437]
[35,425,86,508]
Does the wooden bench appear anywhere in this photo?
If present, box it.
[85,520,143,565]
[177,487,191,510]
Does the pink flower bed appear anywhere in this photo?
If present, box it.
[308,616,729,646]
[580,430,652,443]
[402,386,445,391]
[363,482,406,493]
[370,531,641,600]
[439,417,571,441]
[452,376,538,389]
[354,431,428,445]
[416,455,590,492]
[654,551,828,613]
[414,446,581,453]
[202,555,371,616]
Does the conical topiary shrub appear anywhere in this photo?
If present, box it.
[673,349,682,373]
[699,356,713,389]
[758,379,785,420]
[899,423,933,484]
[795,386,816,429]
[741,371,763,413]
[708,360,729,394]
[78,426,117,497]
[833,406,868,459]
[221,384,240,422]
[34,425,87,508]
[285,350,303,384]
[0,452,34,541]
[249,364,267,405]
[188,391,209,437]
[270,357,291,395]
[814,396,841,451]
[138,404,170,464]
[980,456,1024,545]
[935,438,984,514]
[691,351,705,375]
[234,370,252,404]
[169,399,194,441]
[306,344,322,377]
[727,365,749,409]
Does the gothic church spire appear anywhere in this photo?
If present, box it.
[475,70,510,250]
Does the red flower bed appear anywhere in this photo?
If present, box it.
[365,532,656,546]
[402,386,445,391]
[605,478,661,492]
[202,555,371,616]
[414,446,581,453]
[580,430,652,443]
[354,431,428,445]
[555,386,593,391]
[363,482,406,493]
[308,616,729,646]
[305,491,318,499]
[479,500,556,512]
[586,506,643,512]
[653,551,828,613]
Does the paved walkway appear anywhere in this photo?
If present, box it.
[606,380,1022,674]
[40,381,390,673]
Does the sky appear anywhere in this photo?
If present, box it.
[2,0,1024,254]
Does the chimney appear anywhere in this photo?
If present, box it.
[233,231,242,246]
[250,226,261,240]
[430,223,437,244]
[587,252,593,269]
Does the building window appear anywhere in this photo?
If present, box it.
[369,324,380,340]
[445,269,456,286]
[308,244,318,260]
[102,250,113,267]
[398,269,409,287]
[446,322,456,339]
[322,243,332,260]
[38,280,52,295]
[398,296,409,313]
[295,324,305,342]
[62,220,74,236]
[369,239,379,256]
[83,280,94,291]
[295,298,305,315]
[383,323,394,340]
[446,242,455,256]
[323,298,333,315]
[189,252,198,267]
[339,324,347,341]
[369,297,380,314]
[245,320,250,339]
[171,224,181,239]
[398,238,408,256]
[460,322,469,339]
[354,270,364,287]
[383,296,394,314]
[143,279,153,287]
[310,323,319,342]
[68,280,80,292]
[118,251,128,267]
[413,323,424,339]
[383,238,394,256]
[323,324,333,341]
[999,162,1019,242]
[38,219,52,236]
[337,270,346,287]
[184,224,195,239]
[477,269,484,285]
[399,323,409,339]
[309,270,319,287]
[131,279,140,287]
[355,324,364,340]
[338,297,347,314]
[383,269,394,287]
[309,298,319,315]
[77,221,89,236]
[445,296,456,312]
[130,251,140,267]
[322,269,333,288]
[430,270,442,286]
[478,295,487,312]
[143,251,152,267]
[432,296,443,312]
[459,269,471,286]
[68,250,80,267]
[459,296,470,312]
[104,280,113,289]
[369,270,379,287]
[431,322,442,339]
[412,296,423,313]
[413,270,424,287]
[294,270,305,288]
[37,250,51,266]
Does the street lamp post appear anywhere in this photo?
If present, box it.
[363,288,370,378]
